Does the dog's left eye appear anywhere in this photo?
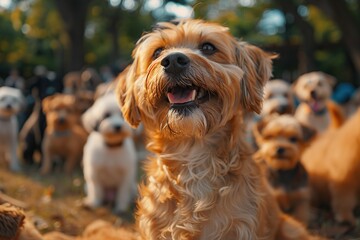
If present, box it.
[200,43,216,55]
[104,112,111,118]
[289,137,298,143]
[153,48,164,59]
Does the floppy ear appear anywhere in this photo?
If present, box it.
[42,95,56,113]
[81,106,98,133]
[116,64,141,128]
[252,116,270,146]
[321,72,337,87]
[236,42,276,114]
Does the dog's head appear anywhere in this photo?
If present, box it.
[262,79,294,116]
[293,71,336,113]
[117,19,274,139]
[0,87,24,118]
[42,94,77,131]
[253,114,316,170]
[82,93,132,145]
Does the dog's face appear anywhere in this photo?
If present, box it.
[117,19,273,139]
[293,71,335,113]
[253,114,315,170]
[42,94,77,131]
[262,79,294,116]
[82,93,132,144]
[0,87,23,118]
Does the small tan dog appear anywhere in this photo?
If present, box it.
[293,71,344,133]
[262,79,294,116]
[41,94,87,175]
[118,19,322,240]
[302,108,360,225]
[253,114,316,225]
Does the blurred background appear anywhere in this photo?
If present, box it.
[0,0,359,86]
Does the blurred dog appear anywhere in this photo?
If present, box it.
[302,108,360,225]
[293,71,344,133]
[82,93,137,215]
[0,203,43,240]
[0,86,23,172]
[118,19,321,240]
[253,114,316,225]
[262,79,294,116]
[41,94,87,174]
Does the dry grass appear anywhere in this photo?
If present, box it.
[0,164,359,239]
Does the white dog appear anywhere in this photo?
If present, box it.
[0,86,23,172]
[81,93,137,215]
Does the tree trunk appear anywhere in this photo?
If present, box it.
[307,0,360,84]
[53,0,92,72]
[276,0,316,74]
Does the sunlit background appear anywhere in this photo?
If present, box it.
[0,0,359,86]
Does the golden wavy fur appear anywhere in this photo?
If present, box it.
[117,19,321,240]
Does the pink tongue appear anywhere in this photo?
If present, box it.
[167,89,196,104]
[311,101,320,112]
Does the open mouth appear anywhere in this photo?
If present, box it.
[166,85,208,107]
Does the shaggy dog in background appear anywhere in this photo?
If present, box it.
[253,114,316,225]
[41,94,87,175]
[82,93,137,215]
[118,19,322,240]
[262,79,294,116]
[0,86,23,172]
[293,71,344,134]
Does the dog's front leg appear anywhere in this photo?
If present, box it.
[41,138,52,175]
[64,155,78,173]
[84,179,104,208]
[114,167,136,215]
[7,140,21,172]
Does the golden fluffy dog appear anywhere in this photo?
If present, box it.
[41,94,87,175]
[302,108,360,225]
[253,114,316,225]
[117,19,322,240]
[293,71,344,134]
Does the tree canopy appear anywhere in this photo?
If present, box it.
[0,0,358,85]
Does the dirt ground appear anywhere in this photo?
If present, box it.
[0,165,359,239]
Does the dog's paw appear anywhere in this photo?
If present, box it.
[81,198,101,210]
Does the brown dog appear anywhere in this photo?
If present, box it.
[41,94,87,175]
[293,71,344,134]
[253,114,316,225]
[302,108,360,225]
[117,19,323,240]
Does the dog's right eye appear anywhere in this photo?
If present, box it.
[153,48,164,59]
[200,43,216,55]
[104,112,111,118]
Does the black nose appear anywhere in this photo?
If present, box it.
[310,90,317,99]
[57,118,66,124]
[276,147,285,156]
[161,53,190,74]
[6,104,12,110]
[278,104,289,114]
[114,125,122,132]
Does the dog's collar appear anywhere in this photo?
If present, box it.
[0,116,11,121]
[53,130,72,137]
[104,140,124,148]
[305,102,328,116]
